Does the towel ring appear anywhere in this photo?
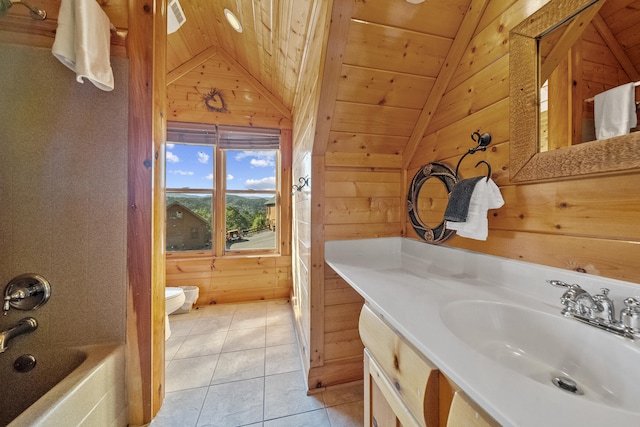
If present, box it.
[407,162,458,244]
[455,132,492,181]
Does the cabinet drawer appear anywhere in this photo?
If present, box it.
[359,304,439,427]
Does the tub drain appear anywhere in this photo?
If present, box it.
[552,375,583,395]
[14,354,37,373]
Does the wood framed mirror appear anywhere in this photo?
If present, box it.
[509,0,640,182]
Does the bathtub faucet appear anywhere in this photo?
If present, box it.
[0,317,37,353]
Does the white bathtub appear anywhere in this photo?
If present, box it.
[5,343,127,427]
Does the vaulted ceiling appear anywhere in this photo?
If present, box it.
[164,0,640,158]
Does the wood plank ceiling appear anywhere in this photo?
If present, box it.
[166,0,640,148]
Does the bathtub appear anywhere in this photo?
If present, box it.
[3,343,127,427]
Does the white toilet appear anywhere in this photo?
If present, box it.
[165,287,185,340]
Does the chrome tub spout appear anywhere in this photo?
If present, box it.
[0,317,37,353]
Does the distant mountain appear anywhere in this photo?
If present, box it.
[226,195,271,215]
[167,194,270,217]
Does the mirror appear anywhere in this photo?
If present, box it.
[510,0,640,182]
[407,163,457,244]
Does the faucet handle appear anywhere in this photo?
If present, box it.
[547,280,571,288]
[621,297,640,334]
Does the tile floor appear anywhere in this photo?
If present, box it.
[151,299,364,427]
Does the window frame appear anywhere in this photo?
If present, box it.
[165,122,282,258]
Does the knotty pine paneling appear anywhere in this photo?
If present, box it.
[166,256,292,305]
[408,0,640,284]
[351,0,467,39]
[167,56,292,129]
[331,102,420,137]
[336,65,435,110]
[344,20,452,78]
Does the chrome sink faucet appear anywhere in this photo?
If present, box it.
[548,280,640,340]
[0,317,37,353]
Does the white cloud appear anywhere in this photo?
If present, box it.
[234,150,276,167]
[169,170,194,176]
[166,143,175,149]
[198,151,210,164]
[250,158,273,167]
[166,151,180,163]
[245,176,276,190]
[227,174,234,180]
[205,173,214,180]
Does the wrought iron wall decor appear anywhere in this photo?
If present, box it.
[291,176,309,195]
[407,162,458,244]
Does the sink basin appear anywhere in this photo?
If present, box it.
[440,300,640,413]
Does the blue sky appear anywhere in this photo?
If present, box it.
[166,143,276,191]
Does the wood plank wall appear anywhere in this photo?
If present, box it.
[165,55,294,305]
[291,0,640,393]
[408,0,640,284]
[290,0,332,386]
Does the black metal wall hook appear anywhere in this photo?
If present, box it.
[455,132,492,181]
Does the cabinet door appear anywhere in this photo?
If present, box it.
[359,305,439,427]
[365,349,422,427]
[446,392,497,427]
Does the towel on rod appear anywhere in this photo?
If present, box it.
[52,0,114,91]
[445,178,504,241]
[443,176,484,223]
[594,82,637,140]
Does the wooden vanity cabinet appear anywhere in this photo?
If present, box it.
[359,304,498,427]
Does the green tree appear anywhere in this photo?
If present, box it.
[252,212,267,230]
[226,205,251,230]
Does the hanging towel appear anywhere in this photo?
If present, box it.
[52,0,114,91]
[443,176,484,223]
[594,82,637,140]
[446,178,504,241]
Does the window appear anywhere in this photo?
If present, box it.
[165,123,281,255]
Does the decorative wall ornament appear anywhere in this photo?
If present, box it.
[202,88,228,113]
[407,162,458,244]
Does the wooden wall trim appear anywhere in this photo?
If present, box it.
[126,0,166,423]
[310,155,326,369]
[402,0,490,168]
[166,46,217,86]
[311,0,354,156]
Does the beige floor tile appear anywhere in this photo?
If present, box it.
[165,335,186,361]
[264,371,325,420]
[168,318,198,337]
[322,382,365,407]
[222,327,266,352]
[266,324,297,347]
[174,331,227,359]
[235,301,269,314]
[265,344,301,376]
[151,387,207,427]
[190,315,233,335]
[263,409,331,427]
[165,355,219,393]
[197,303,237,317]
[230,310,267,330]
[266,309,294,326]
[326,401,364,427]
[196,378,264,427]
[211,348,265,385]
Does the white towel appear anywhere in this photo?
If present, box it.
[594,82,637,140]
[446,178,504,241]
[52,0,114,91]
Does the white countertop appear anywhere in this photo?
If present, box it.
[325,237,640,427]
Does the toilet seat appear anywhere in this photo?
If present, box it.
[165,287,186,314]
